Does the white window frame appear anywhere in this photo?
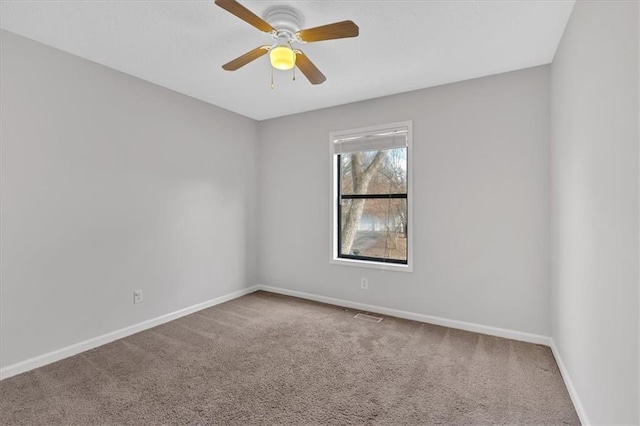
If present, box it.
[329,120,413,273]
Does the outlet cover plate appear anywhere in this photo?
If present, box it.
[361,278,369,289]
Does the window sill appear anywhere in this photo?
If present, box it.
[330,257,413,273]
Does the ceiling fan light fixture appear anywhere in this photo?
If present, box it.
[270,45,296,70]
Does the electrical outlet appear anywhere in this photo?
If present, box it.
[361,278,369,290]
[133,290,143,304]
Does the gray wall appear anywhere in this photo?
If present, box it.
[258,66,551,336]
[550,1,639,424]
[0,31,259,367]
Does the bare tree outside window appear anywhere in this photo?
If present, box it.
[338,147,408,263]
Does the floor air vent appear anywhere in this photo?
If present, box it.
[354,312,383,323]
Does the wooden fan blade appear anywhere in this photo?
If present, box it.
[214,0,275,33]
[222,46,270,71]
[295,51,326,85]
[296,20,359,43]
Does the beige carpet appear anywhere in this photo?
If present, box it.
[0,291,579,425]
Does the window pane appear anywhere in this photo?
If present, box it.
[341,147,407,195]
[340,198,407,262]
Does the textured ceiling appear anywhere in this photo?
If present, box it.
[0,0,574,120]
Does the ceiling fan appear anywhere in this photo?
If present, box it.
[214,0,359,85]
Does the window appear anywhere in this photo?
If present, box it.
[330,121,412,272]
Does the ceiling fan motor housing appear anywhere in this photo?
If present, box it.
[264,6,304,41]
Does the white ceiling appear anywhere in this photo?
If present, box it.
[0,0,574,120]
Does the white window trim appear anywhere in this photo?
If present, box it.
[329,120,414,273]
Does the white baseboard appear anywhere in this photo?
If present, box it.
[549,340,590,425]
[256,284,552,346]
[0,285,260,380]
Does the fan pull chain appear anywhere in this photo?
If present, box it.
[289,42,296,82]
[270,66,274,90]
